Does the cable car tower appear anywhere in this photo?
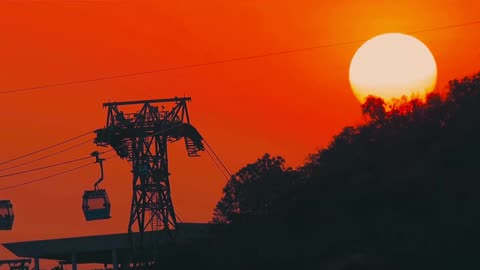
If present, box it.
[94,97,204,239]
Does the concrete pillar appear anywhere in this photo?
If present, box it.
[112,248,118,270]
[71,253,77,270]
[34,257,39,270]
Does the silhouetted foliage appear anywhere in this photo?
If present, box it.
[212,154,294,224]
[154,72,480,270]
[361,95,386,122]
[294,72,480,269]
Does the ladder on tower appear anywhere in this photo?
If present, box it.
[184,137,200,157]
[151,192,161,231]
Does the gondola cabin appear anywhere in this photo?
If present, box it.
[82,190,111,221]
[0,200,14,230]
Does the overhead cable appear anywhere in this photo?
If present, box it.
[0,155,117,191]
[0,139,92,173]
[0,131,93,166]
[205,147,230,181]
[1,20,479,94]
[0,156,94,178]
[0,162,94,191]
[203,138,232,177]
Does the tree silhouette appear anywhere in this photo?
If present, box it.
[206,71,480,270]
[361,95,386,122]
[212,154,293,224]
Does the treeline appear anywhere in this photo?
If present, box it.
[157,72,480,269]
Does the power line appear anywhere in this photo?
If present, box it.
[0,155,93,178]
[0,155,117,191]
[0,139,92,173]
[409,20,480,34]
[1,20,479,95]
[0,131,93,166]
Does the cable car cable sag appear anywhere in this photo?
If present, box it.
[0,155,118,191]
[0,156,94,179]
[205,148,230,181]
[0,162,94,191]
[0,139,93,173]
[0,125,186,180]
[203,138,232,177]
[0,131,94,166]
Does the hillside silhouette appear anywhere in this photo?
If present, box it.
[154,72,480,269]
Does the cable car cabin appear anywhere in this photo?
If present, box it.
[0,200,14,230]
[82,190,111,221]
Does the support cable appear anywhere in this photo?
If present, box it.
[0,131,94,166]
[0,156,94,178]
[203,138,232,178]
[0,162,94,191]
[205,147,230,181]
[175,210,184,224]
[0,139,92,173]
[0,155,118,191]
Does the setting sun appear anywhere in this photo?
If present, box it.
[349,33,437,103]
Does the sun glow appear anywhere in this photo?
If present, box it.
[349,33,437,103]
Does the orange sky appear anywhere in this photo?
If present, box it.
[0,0,479,260]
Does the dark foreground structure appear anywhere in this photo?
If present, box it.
[2,223,209,270]
[0,259,31,270]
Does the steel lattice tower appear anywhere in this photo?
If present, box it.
[94,97,204,241]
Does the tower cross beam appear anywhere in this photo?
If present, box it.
[103,97,191,107]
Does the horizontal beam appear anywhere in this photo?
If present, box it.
[103,97,191,107]
[2,223,210,262]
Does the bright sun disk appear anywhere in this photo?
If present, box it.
[349,33,437,103]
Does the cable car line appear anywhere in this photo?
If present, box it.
[203,138,232,177]
[174,210,184,224]
[0,155,117,191]
[0,131,94,166]
[205,147,230,181]
[0,124,187,180]
[0,155,94,179]
[0,20,478,95]
[0,162,94,191]
[0,139,93,173]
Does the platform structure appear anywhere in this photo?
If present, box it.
[2,223,209,270]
